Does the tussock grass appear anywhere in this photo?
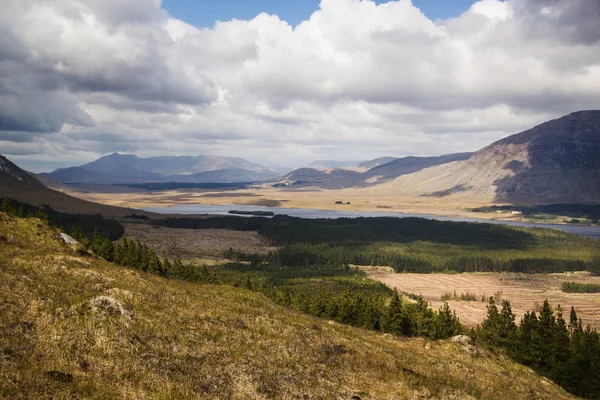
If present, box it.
[0,213,575,399]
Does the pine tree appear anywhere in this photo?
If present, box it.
[384,289,412,336]
[171,258,185,278]
[162,258,172,277]
[34,208,48,221]
[434,302,461,339]
[91,228,102,254]
[479,297,502,344]
[1,196,16,215]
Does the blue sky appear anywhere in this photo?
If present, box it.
[161,0,477,27]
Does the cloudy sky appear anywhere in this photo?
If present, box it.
[1,0,600,172]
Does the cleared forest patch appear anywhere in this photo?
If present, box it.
[366,270,600,329]
[123,223,277,261]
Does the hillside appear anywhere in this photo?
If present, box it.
[0,155,152,217]
[306,160,362,170]
[378,111,600,203]
[168,168,277,183]
[277,167,361,185]
[305,157,398,173]
[41,153,279,184]
[0,213,575,399]
[279,153,472,189]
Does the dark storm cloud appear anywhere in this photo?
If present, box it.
[0,0,216,136]
[513,0,600,44]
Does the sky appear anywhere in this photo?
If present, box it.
[161,0,478,27]
[2,0,600,172]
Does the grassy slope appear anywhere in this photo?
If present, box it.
[0,214,574,400]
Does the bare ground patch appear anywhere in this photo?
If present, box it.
[366,270,600,329]
[122,223,277,261]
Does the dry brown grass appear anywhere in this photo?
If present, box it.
[366,270,600,329]
[63,186,510,220]
[0,213,576,399]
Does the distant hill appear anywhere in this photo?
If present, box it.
[167,168,278,183]
[41,153,280,184]
[305,157,398,172]
[305,160,362,170]
[353,157,398,172]
[0,155,151,217]
[379,111,600,203]
[278,153,472,189]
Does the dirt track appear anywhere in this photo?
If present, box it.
[366,269,600,329]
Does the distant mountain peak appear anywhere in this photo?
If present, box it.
[42,153,279,184]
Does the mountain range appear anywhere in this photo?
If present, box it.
[4,110,600,204]
[277,111,600,203]
[41,153,280,184]
[376,110,600,203]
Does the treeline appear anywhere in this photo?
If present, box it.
[477,299,600,398]
[152,215,538,249]
[80,230,463,340]
[152,215,266,231]
[1,197,124,240]
[228,244,600,275]
[561,282,600,293]
[155,214,600,274]
[211,260,462,339]
[277,287,462,339]
[472,203,600,222]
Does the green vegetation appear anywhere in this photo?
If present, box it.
[4,201,600,398]
[561,281,600,293]
[154,215,600,274]
[441,291,480,302]
[228,210,275,216]
[477,298,600,398]
[0,214,575,399]
[1,196,124,240]
[87,231,463,340]
[123,213,150,220]
[472,203,600,223]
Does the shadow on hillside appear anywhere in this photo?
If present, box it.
[491,112,600,204]
[421,184,473,198]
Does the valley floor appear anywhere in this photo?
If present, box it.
[366,269,600,329]
[60,185,536,223]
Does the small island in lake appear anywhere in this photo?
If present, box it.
[228,210,275,216]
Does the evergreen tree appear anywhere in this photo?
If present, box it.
[162,258,172,277]
[1,196,16,215]
[383,289,412,336]
[434,302,461,339]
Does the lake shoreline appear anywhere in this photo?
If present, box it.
[142,203,600,238]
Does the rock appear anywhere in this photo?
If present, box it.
[88,296,132,320]
[424,342,431,350]
[59,233,78,245]
[450,335,472,345]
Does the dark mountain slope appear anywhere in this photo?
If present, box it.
[0,155,151,217]
[381,111,600,203]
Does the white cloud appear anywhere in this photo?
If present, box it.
[1,0,600,171]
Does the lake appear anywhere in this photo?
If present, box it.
[143,204,600,238]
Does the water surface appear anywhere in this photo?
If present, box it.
[143,204,600,238]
